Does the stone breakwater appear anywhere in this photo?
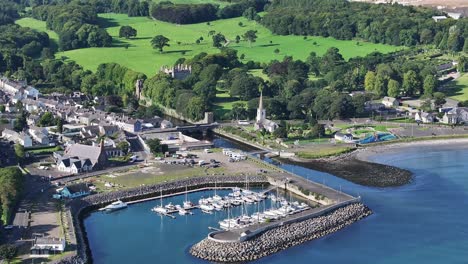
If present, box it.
[52,175,268,264]
[190,203,372,263]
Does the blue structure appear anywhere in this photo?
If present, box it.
[359,133,396,144]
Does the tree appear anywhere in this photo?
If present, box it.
[119,26,137,39]
[364,71,376,92]
[231,102,247,120]
[235,35,240,43]
[117,141,130,155]
[212,33,226,49]
[13,114,26,132]
[274,48,280,54]
[433,92,446,107]
[151,35,170,53]
[243,7,257,20]
[458,56,468,73]
[402,70,420,96]
[273,125,287,138]
[14,144,25,164]
[146,138,168,155]
[423,75,437,96]
[0,244,17,264]
[0,105,5,113]
[243,30,258,47]
[56,118,63,133]
[38,112,56,127]
[387,79,400,98]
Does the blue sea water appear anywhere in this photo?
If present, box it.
[84,142,468,264]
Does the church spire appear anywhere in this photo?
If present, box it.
[256,91,266,122]
[258,90,263,111]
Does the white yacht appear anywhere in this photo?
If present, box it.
[183,201,195,209]
[212,194,223,201]
[103,200,127,211]
[152,206,168,214]
[178,208,189,215]
[200,204,214,212]
[165,202,176,211]
[213,203,224,211]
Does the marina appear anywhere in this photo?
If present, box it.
[82,144,468,264]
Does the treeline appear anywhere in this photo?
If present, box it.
[0,167,24,225]
[32,3,111,51]
[0,1,19,25]
[150,0,267,24]
[93,0,149,17]
[262,0,468,51]
[27,0,149,17]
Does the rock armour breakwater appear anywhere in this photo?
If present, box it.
[52,175,269,264]
[190,203,372,263]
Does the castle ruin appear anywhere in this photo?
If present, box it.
[160,64,192,80]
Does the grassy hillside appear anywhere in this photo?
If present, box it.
[446,73,468,102]
[36,13,402,76]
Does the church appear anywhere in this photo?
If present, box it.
[254,92,278,133]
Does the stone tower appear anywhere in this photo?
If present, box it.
[135,79,143,100]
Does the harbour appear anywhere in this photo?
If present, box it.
[81,139,468,264]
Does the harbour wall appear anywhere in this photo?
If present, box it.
[51,175,269,264]
[207,197,362,244]
[191,202,372,263]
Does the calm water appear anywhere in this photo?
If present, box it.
[84,140,468,264]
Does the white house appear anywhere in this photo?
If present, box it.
[57,157,93,174]
[2,129,33,147]
[382,97,399,108]
[442,107,468,124]
[30,237,66,257]
[0,77,24,95]
[415,112,435,124]
[29,126,49,145]
[24,86,40,98]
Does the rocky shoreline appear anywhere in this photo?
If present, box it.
[51,175,269,264]
[190,202,372,262]
[284,147,412,188]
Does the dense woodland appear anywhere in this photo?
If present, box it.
[262,0,468,52]
[151,0,267,24]
[0,1,20,26]
[32,3,112,50]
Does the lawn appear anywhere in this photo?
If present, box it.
[296,146,356,159]
[40,13,403,76]
[445,73,468,102]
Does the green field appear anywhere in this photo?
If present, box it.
[446,73,468,102]
[18,13,402,76]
